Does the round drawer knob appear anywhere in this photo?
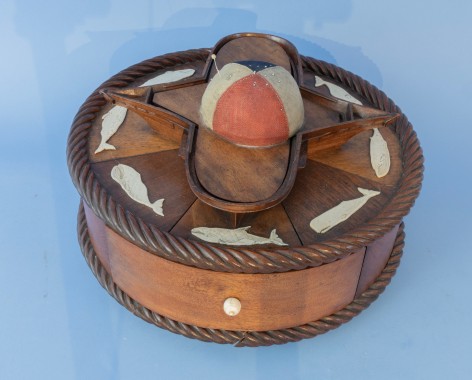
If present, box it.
[223,297,241,316]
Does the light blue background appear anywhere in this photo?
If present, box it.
[1,1,471,379]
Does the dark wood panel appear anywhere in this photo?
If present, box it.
[238,204,302,247]
[153,83,207,123]
[89,104,181,163]
[210,36,291,78]
[302,69,318,89]
[302,95,342,133]
[194,127,290,202]
[91,149,196,231]
[308,127,402,187]
[90,62,206,163]
[283,160,396,245]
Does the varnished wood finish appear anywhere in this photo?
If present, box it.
[194,127,290,202]
[302,114,398,152]
[84,203,111,273]
[84,202,366,331]
[283,160,395,245]
[300,87,398,151]
[91,149,196,230]
[308,127,402,187]
[301,93,344,131]
[185,126,304,213]
[90,61,206,163]
[171,200,302,246]
[356,224,400,296]
[208,34,296,81]
[237,204,302,246]
[98,34,402,216]
[68,47,423,274]
[78,204,407,346]
[89,104,181,163]
[153,83,207,122]
[101,89,189,142]
[67,36,425,345]
[302,70,365,105]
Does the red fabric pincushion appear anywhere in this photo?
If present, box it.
[200,63,304,147]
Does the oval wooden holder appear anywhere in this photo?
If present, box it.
[67,36,423,347]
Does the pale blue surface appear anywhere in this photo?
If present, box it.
[1,1,471,379]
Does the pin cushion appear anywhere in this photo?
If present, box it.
[67,33,423,346]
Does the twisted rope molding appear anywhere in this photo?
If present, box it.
[78,204,406,347]
[67,48,423,274]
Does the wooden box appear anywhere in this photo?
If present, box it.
[67,33,423,346]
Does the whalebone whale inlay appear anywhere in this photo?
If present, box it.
[191,226,287,246]
[310,188,380,233]
[111,164,164,216]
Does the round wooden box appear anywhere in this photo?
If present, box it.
[67,34,423,347]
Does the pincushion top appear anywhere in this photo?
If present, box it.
[200,62,304,147]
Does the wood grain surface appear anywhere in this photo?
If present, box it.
[84,203,111,274]
[283,160,396,245]
[356,224,400,296]
[89,105,181,163]
[194,127,290,202]
[210,36,291,78]
[152,83,207,123]
[91,149,196,230]
[84,202,366,331]
[308,126,402,187]
[89,62,205,163]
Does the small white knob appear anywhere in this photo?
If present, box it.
[223,297,241,316]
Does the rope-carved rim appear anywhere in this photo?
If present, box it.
[77,203,405,347]
[67,48,423,274]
